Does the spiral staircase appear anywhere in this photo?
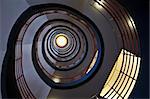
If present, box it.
[0,0,144,99]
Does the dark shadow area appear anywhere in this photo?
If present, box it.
[118,0,149,98]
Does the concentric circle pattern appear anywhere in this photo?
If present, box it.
[24,5,103,88]
[1,0,142,98]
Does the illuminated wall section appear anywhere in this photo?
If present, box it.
[100,49,141,99]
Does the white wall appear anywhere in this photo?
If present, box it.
[0,1,51,98]
[0,0,29,97]
[0,2,2,98]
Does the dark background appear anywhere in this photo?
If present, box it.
[118,0,149,98]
